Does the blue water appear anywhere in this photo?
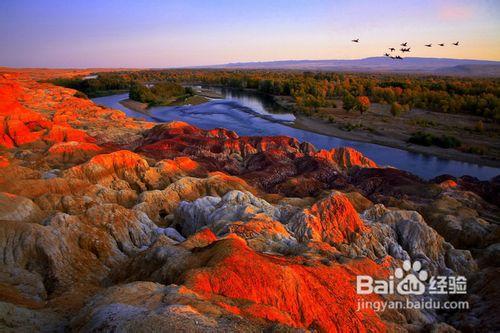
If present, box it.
[93,92,500,181]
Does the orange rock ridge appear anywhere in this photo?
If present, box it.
[182,237,388,332]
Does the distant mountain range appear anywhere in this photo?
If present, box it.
[205,57,500,76]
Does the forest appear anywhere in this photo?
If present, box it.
[49,69,500,120]
[49,74,130,98]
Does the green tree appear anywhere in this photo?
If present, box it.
[129,82,155,103]
[342,93,357,112]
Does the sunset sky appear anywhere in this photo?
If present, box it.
[1,0,499,68]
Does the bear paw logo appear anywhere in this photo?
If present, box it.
[395,260,428,295]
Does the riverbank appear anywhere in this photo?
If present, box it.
[172,95,211,106]
[290,111,500,168]
[196,87,223,99]
[268,94,500,168]
[119,99,151,115]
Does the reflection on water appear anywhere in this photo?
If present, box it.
[92,92,500,180]
[217,88,296,122]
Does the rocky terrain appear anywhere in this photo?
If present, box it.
[0,71,499,332]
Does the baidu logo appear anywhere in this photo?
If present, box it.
[356,260,466,296]
[394,260,427,295]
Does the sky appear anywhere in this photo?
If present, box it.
[1,0,499,68]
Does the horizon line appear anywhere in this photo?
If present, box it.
[2,56,500,70]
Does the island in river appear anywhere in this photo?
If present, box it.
[120,94,211,114]
[126,81,212,110]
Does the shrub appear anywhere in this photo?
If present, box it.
[341,122,362,131]
[73,91,88,99]
[411,118,437,127]
[475,120,484,132]
[390,102,403,117]
[408,131,434,146]
[408,131,461,148]
[460,145,487,155]
[433,135,461,148]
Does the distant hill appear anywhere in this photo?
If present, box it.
[205,57,500,76]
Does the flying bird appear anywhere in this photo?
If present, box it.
[389,48,396,52]
[384,53,390,57]
[453,41,459,46]
[390,56,396,59]
[438,43,445,46]
[401,42,408,46]
[400,47,411,52]
[352,38,359,43]
[396,55,403,60]
[425,44,432,47]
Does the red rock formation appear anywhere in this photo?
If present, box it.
[0,155,9,168]
[228,216,292,240]
[181,228,218,249]
[47,141,102,165]
[329,147,377,169]
[439,179,458,189]
[138,122,377,195]
[0,73,149,150]
[0,76,50,147]
[290,191,368,244]
[44,125,94,143]
[182,237,387,332]
[63,150,150,186]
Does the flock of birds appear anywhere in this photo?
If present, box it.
[351,39,460,60]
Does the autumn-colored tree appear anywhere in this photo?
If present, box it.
[393,86,403,96]
[390,102,403,117]
[356,96,370,114]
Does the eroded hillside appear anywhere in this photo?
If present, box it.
[0,72,498,332]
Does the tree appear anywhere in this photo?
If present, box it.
[356,96,370,114]
[390,102,404,117]
[129,82,155,104]
[342,93,356,112]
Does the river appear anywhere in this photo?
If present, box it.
[92,90,500,180]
